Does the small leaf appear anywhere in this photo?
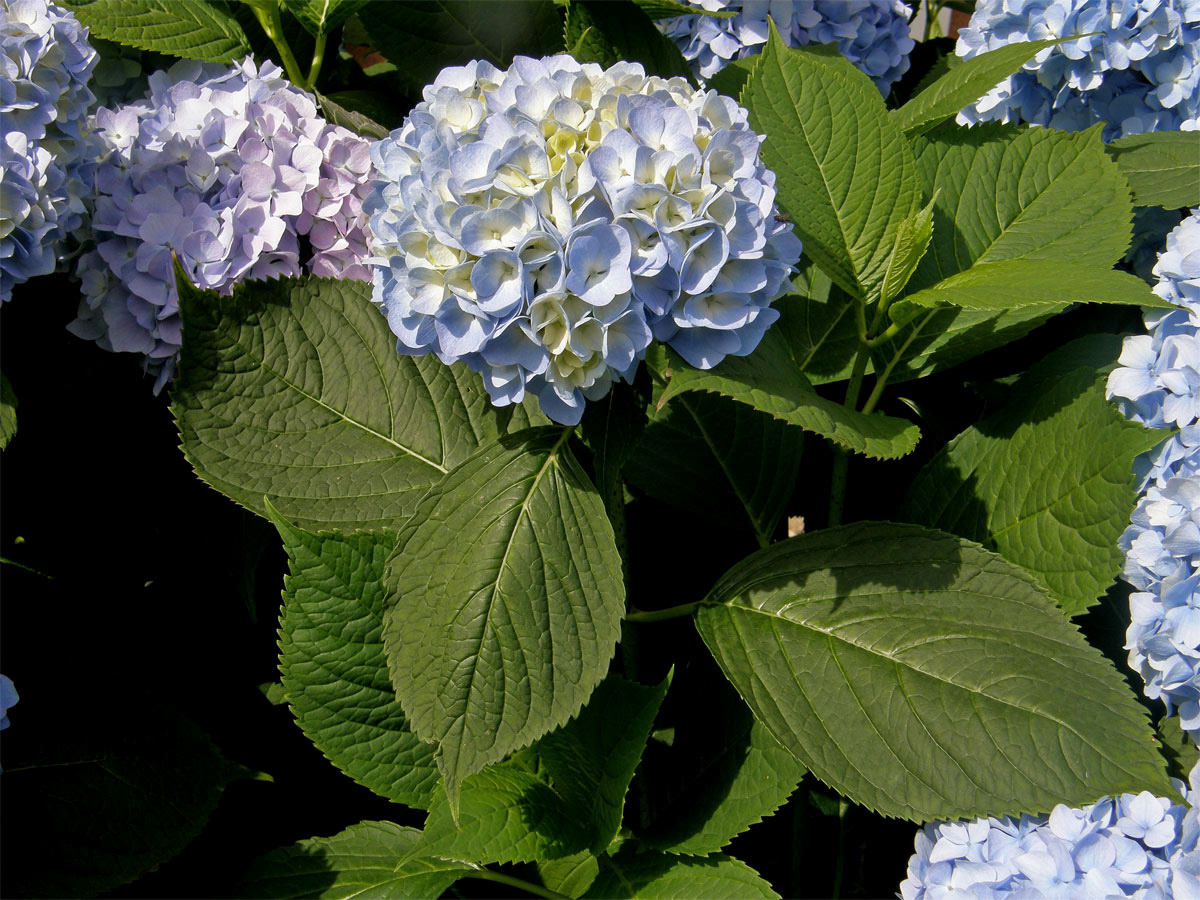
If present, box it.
[891,37,1068,138]
[652,341,920,460]
[741,22,919,299]
[315,90,390,139]
[900,335,1167,616]
[695,521,1173,822]
[63,0,251,62]
[582,846,779,900]
[274,511,439,809]
[539,853,601,900]
[879,193,937,305]
[282,0,366,36]
[624,389,802,546]
[633,0,736,18]
[239,821,470,899]
[1106,131,1200,209]
[564,0,694,82]
[0,371,16,450]
[172,275,539,532]
[383,429,625,812]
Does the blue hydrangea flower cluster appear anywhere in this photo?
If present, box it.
[366,55,803,425]
[957,0,1200,140]
[1,0,98,301]
[1108,211,1200,739]
[69,58,373,390]
[657,0,915,94]
[900,761,1199,899]
[0,675,17,731]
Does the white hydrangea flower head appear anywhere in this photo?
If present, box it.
[957,0,1200,140]
[69,57,373,390]
[1,0,98,300]
[366,54,803,425]
[657,0,915,94]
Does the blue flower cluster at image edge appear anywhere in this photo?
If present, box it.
[657,0,915,95]
[1,0,98,301]
[956,0,1200,140]
[1108,211,1200,740]
[366,55,803,425]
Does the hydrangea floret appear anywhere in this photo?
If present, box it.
[657,0,915,95]
[900,760,1199,899]
[1108,210,1200,739]
[365,54,803,425]
[1,0,98,301]
[69,57,373,390]
[957,0,1200,139]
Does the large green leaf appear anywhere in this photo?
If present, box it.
[415,675,667,863]
[900,335,1166,616]
[1106,131,1200,209]
[634,660,804,855]
[624,389,801,546]
[741,23,919,299]
[63,0,251,62]
[890,260,1166,325]
[695,522,1172,822]
[651,338,920,460]
[383,429,625,811]
[172,275,538,532]
[2,697,243,898]
[582,846,779,900]
[360,0,563,91]
[0,371,16,450]
[891,37,1066,138]
[282,0,367,36]
[274,513,438,809]
[239,821,470,899]
[780,283,862,385]
[564,0,694,82]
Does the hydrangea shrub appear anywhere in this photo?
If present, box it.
[3,1,1200,898]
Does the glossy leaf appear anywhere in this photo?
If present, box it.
[1106,131,1200,209]
[63,0,251,62]
[695,522,1172,821]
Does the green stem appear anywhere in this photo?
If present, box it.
[464,869,571,900]
[626,601,705,622]
[251,5,307,89]
[307,31,328,91]
[923,0,944,40]
[831,798,850,899]
[860,309,937,415]
[827,342,871,527]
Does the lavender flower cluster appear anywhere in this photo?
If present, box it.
[957,0,1200,140]
[657,0,915,95]
[900,761,1199,899]
[1108,211,1200,739]
[68,58,373,390]
[1,0,97,301]
[366,55,802,425]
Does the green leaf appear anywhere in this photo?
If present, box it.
[0,370,16,450]
[651,340,920,459]
[416,675,667,864]
[62,0,251,62]
[274,512,439,809]
[172,274,539,532]
[741,23,919,299]
[383,429,625,811]
[579,377,649,508]
[891,37,1067,138]
[634,660,805,855]
[879,193,937,305]
[1157,715,1200,783]
[582,847,779,900]
[624,389,802,546]
[563,0,694,82]
[282,0,367,36]
[360,0,563,91]
[239,821,470,899]
[2,697,243,898]
[632,0,736,18]
[315,90,390,140]
[900,335,1167,616]
[706,57,755,102]
[890,260,1168,325]
[780,283,862,385]
[537,674,669,853]
[1106,131,1200,209]
[539,853,601,899]
[695,521,1173,821]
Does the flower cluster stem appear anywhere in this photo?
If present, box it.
[251,4,308,90]
[464,867,571,900]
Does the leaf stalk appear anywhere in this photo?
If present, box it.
[250,4,308,90]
